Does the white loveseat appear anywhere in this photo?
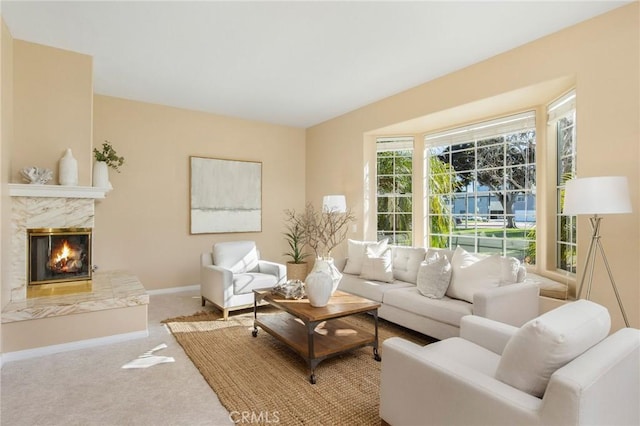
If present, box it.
[337,241,540,340]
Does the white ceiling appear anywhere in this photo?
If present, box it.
[0,1,630,128]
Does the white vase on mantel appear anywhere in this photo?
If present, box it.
[58,148,78,186]
[92,160,113,191]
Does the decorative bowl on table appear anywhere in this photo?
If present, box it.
[272,280,305,300]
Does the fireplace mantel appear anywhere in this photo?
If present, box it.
[9,183,108,199]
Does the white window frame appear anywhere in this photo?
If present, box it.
[424,111,537,261]
[376,137,414,245]
[548,90,577,274]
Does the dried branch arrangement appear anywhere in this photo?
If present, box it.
[284,203,355,259]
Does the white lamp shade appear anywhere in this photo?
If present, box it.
[322,195,347,213]
[563,176,632,215]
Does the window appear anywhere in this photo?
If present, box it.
[425,112,536,262]
[376,137,413,245]
[549,91,577,273]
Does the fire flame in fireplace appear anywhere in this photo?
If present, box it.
[48,240,84,273]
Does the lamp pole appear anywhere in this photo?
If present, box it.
[578,214,630,327]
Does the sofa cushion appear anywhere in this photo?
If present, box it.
[233,272,279,295]
[392,246,426,284]
[343,239,389,275]
[383,287,473,327]
[495,300,611,397]
[426,248,455,262]
[416,251,452,299]
[360,247,394,283]
[423,337,501,377]
[213,241,260,274]
[447,247,502,303]
[338,273,414,302]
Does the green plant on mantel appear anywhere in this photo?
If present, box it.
[93,140,125,172]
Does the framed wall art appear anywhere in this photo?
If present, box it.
[190,156,262,234]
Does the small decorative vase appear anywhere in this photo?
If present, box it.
[92,160,112,190]
[305,267,333,307]
[58,148,78,186]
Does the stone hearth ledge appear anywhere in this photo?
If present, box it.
[1,270,148,323]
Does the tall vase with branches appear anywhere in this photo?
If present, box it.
[284,203,355,300]
[294,203,355,260]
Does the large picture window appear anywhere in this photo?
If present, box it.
[425,112,536,262]
[376,138,413,245]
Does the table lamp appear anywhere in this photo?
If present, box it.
[322,195,347,213]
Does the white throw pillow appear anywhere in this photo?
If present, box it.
[500,256,521,285]
[343,239,389,275]
[359,247,394,283]
[392,246,427,284]
[495,300,611,397]
[416,251,452,299]
[446,247,502,303]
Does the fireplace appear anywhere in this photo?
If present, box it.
[27,228,92,297]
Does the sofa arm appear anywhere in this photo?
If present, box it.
[258,260,286,284]
[459,315,518,355]
[201,264,233,306]
[380,337,542,426]
[541,328,640,426]
[473,282,539,327]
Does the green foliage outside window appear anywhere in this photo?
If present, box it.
[377,147,413,245]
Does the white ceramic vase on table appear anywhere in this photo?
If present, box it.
[304,258,343,307]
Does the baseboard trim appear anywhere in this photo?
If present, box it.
[1,329,149,365]
[146,284,199,295]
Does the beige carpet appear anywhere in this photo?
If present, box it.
[164,309,435,426]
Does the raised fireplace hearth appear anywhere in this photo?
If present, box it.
[3,185,148,355]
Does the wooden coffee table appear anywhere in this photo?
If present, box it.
[252,289,381,384]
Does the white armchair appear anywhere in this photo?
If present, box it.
[201,241,286,320]
[380,300,640,426]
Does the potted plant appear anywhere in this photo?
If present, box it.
[283,209,310,281]
[92,140,124,190]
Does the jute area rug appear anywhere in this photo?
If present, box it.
[163,308,435,425]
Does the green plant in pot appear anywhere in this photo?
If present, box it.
[283,209,310,281]
[93,140,125,172]
[92,140,124,190]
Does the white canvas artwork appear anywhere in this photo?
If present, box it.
[190,157,262,234]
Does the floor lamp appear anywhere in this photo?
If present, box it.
[563,176,632,327]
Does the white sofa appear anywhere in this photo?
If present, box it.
[380,300,640,426]
[337,242,540,340]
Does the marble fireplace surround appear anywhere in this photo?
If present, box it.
[2,184,148,325]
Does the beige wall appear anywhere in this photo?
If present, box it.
[1,18,15,353]
[306,4,639,331]
[92,95,306,290]
[12,40,93,185]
